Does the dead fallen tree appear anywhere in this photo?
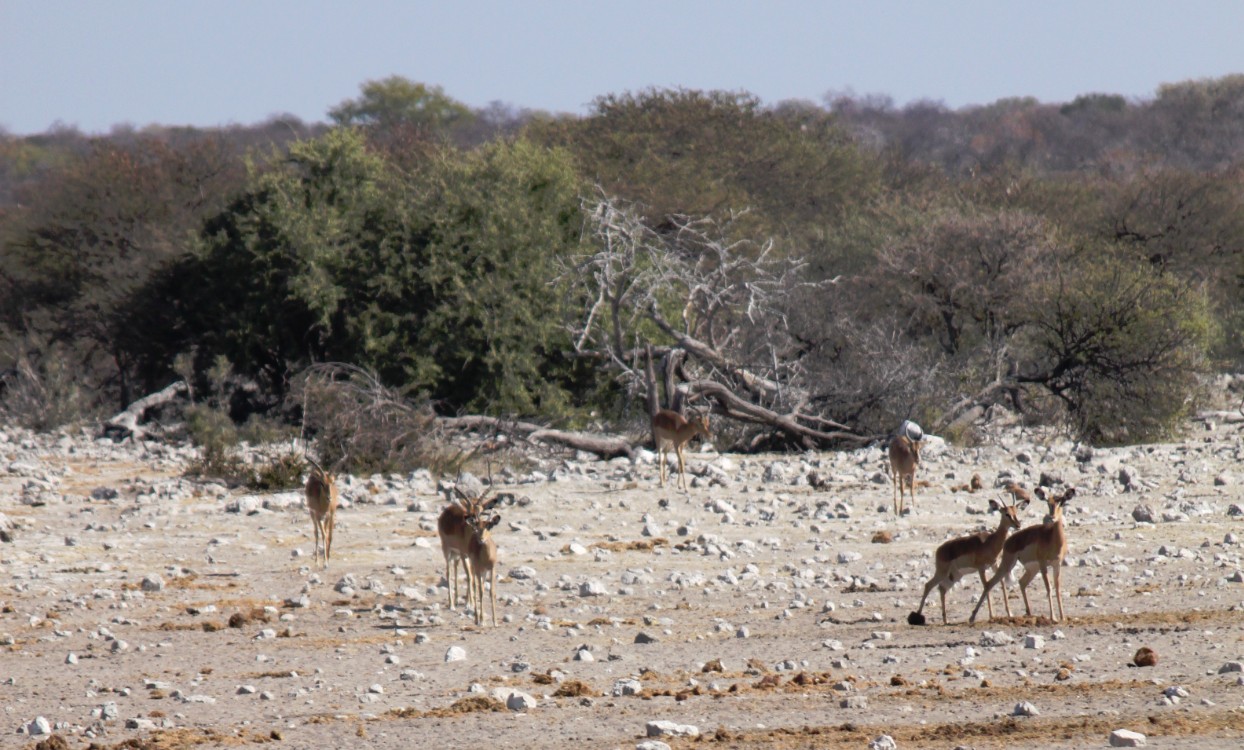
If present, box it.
[563,192,874,449]
[679,379,871,449]
[102,381,189,441]
[438,415,635,460]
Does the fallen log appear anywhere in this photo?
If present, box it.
[102,381,188,441]
[678,379,870,448]
[437,415,635,460]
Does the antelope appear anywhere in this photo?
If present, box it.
[908,497,1028,625]
[304,459,339,567]
[888,434,921,515]
[969,486,1076,624]
[437,480,500,611]
[466,510,501,626]
[438,502,475,611]
[651,409,711,491]
[1003,481,1032,505]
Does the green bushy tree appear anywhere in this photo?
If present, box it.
[140,128,584,416]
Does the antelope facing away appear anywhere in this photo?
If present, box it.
[888,435,921,515]
[304,460,339,568]
[651,409,711,491]
[467,510,501,626]
[908,497,1028,626]
[969,486,1076,624]
[437,482,500,611]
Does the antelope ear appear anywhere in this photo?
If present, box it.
[1035,487,1048,500]
[487,514,502,529]
[1017,498,1030,510]
[987,499,1001,512]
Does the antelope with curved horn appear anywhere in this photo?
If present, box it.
[969,486,1076,624]
[908,497,1028,625]
[437,474,500,611]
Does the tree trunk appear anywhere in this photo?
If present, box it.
[438,415,635,460]
[102,380,189,441]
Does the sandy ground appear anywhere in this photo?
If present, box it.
[2,419,1244,750]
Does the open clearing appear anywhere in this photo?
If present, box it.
[2,417,1243,749]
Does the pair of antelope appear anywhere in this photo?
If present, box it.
[436,484,501,627]
[303,459,501,627]
[909,485,1075,626]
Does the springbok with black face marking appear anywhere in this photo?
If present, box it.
[304,459,339,568]
[909,497,1028,626]
[969,487,1076,624]
[437,478,500,611]
[651,408,711,491]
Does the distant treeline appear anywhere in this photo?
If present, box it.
[1,75,1241,448]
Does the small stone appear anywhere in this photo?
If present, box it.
[1131,505,1155,523]
[634,632,659,644]
[25,716,51,735]
[612,678,642,696]
[141,574,165,592]
[869,735,898,750]
[646,720,700,738]
[445,646,467,662]
[505,690,538,711]
[1218,661,1244,674]
[579,580,609,597]
[237,685,257,694]
[1109,729,1147,747]
[1132,647,1158,667]
[1162,685,1189,702]
[636,742,672,750]
[1024,634,1045,649]
[1013,700,1040,716]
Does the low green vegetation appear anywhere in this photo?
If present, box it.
[3,76,1240,458]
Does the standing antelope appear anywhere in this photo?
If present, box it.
[438,501,475,611]
[651,409,711,491]
[437,482,500,611]
[467,511,501,626]
[908,498,1028,625]
[969,487,1075,624]
[304,460,339,568]
[1003,481,1032,505]
[888,434,921,515]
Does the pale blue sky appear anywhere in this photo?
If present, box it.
[2,0,1243,135]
